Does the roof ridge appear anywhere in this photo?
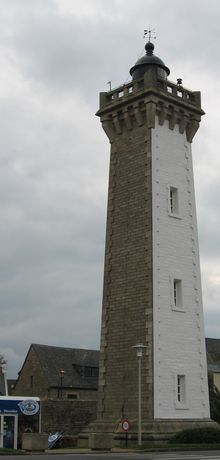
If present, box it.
[31,343,99,353]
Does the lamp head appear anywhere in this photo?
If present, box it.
[132,344,147,358]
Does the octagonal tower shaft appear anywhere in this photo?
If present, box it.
[96,68,210,425]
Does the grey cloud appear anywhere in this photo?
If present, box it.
[0,0,220,377]
[4,5,125,99]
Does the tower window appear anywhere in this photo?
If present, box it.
[169,186,179,215]
[30,375,34,388]
[173,279,182,308]
[177,375,186,404]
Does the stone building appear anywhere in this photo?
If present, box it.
[80,38,214,447]
[206,338,220,392]
[13,344,99,400]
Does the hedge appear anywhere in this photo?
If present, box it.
[170,427,220,444]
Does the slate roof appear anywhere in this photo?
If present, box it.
[31,344,100,390]
[206,338,220,373]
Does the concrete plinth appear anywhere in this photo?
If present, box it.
[78,418,219,448]
[88,433,113,450]
[22,433,48,451]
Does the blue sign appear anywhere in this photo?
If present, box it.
[0,399,40,415]
[48,432,62,449]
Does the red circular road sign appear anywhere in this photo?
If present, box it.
[122,419,131,432]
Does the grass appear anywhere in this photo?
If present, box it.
[115,441,220,451]
[0,448,25,455]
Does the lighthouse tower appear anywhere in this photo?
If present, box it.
[82,40,213,446]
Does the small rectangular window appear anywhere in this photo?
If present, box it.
[30,375,34,388]
[177,375,186,404]
[173,279,182,308]
[169,186,179,214]
[67,394,78,399]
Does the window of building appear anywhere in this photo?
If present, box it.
[177,374,186,404]
[84,366,99,378]
[73,364,99,378]
[173,279,182,309]
[169,186,179,215]
[67,394,78,399]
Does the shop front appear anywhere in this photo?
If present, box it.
[0,396,40,449]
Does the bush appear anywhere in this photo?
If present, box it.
[170,427,220,444]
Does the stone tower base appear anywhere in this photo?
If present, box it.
[78,419,218,449]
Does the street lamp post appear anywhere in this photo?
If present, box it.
[132,344,146,446]
[0,365,8,396]
[59,369,65,399]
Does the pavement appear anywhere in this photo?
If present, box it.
[43,445,220,455]
[45,448,136,454]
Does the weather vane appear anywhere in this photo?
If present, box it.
[143,27,156,42]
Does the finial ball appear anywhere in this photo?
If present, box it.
[145,41,154,55]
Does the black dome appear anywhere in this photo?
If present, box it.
[130,41,170,81]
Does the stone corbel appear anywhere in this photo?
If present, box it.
[112,112,122,135]
[186,118,200,142]
[146,101,156,129]
[158,106,167,126]
[179,114,188,135]
[134,103,144,127]
[123,109,133,131]
[101,115,115,142]
[168,108,178,130]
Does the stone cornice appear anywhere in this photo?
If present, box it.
[99,94,202,143]
[96,72,204,143]
[97,87,204,119]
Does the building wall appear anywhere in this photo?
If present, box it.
[213,373,220,392]
[152,118,210,419]
[48,388,98,401]
[41,400,97,434]
[14,348,48,399]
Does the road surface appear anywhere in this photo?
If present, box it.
[1,450,220,460]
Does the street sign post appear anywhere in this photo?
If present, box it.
[121,419,131,447]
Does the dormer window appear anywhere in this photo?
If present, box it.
[84,366,99,378]
[73,364,98,378]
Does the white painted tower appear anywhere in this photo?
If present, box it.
[80,40,212,447]
[152,117,209,419]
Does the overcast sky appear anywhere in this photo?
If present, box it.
[0,0,220,378]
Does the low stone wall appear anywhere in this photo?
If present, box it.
[22,433,48,451]
[41,400,97,435]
